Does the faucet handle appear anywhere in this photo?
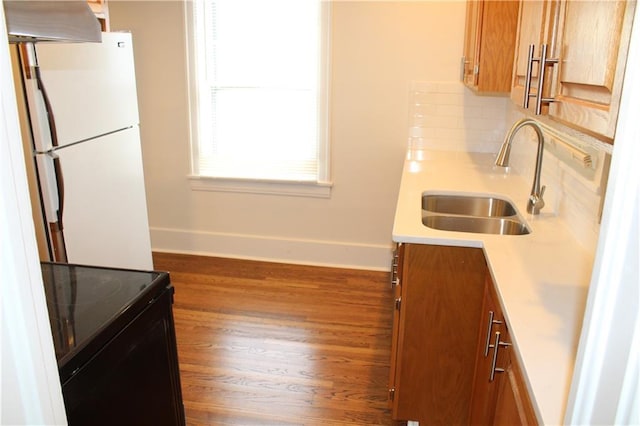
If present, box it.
[527,185,546,215]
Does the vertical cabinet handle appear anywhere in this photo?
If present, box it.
[522,44,558,115]
[523,44,559,114]
[390,246,400,288]
[390,243,403,288]
[523,44,535,109]
[535,44,559,115]
[461,56,467,82]
[483,311,503,357]
[489,331,512,381]
[390,266,399,288]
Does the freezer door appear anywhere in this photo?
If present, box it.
[32,32,139,149]
[51,127,152,270]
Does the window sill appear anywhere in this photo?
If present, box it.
[188,175,333,198]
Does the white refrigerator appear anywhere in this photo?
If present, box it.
[20,32,153,270]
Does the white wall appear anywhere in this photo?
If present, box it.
[108,0,466,270]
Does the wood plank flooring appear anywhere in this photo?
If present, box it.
[153,253,399,426]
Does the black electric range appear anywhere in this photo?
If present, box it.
[41,262,169,381]
[40,262,185,425]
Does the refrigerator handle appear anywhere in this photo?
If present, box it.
[34,64,61,149]
[51,154,65,229]
[49,152,68,263]
[34,55,68,262]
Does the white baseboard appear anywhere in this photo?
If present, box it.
[150,227,394,271]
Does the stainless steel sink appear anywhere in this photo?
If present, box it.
[422,194,517,217]
[421,192,530,235]
[422,215,530,235]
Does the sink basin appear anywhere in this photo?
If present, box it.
[422,215,530,236]
[421,192,530,235]
[422,194,517,217]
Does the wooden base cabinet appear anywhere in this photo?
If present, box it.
[388,245,538,425]
[388,244,486,424]
[469,275,505,425]
[469,276,538,426]
[493,349,539,426]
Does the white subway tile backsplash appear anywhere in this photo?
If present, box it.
[437,104,466,118]
[408,81,509,152]
[410,81,439,93]
[435,82,465,94]
[432,93,466,106]
[464,117,504,131]
[504,108,606,250]
[408,81,608,251]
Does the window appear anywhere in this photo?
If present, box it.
[187,0,331,197]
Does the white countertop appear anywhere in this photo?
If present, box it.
[392,149,594,425]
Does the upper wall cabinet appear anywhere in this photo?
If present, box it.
[462,0,519,93]
[550,1,635,141]
[511,0,636,142]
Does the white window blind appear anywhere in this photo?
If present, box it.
[189,0,330,185]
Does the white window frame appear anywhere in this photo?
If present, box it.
[184,0,332,198]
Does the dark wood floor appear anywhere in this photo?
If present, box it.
[153,252,398,426]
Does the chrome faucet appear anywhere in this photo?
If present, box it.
[495,118,546,215]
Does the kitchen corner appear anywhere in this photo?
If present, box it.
[392,146,595,424]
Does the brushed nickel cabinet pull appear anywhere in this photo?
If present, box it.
[524,44,559,114]
[535,44,559,114]
[483,311,503,357]
[461,56,469,82]
[489,331,512,381]
[390,247,399,288]
[523,44,535,109]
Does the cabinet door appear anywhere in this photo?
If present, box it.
[549,0,635,140]
[469,276,504,425]
[391,244,486,424]
[511,0,558,112]
[463,0,519,93]
[493,329,539,426]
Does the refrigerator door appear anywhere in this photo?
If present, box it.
[31,32,139,150]
[46,126,153,270]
